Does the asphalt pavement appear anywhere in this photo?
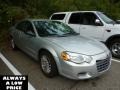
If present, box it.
[0,48,120,90]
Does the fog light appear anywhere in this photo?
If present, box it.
[78,72,87,76]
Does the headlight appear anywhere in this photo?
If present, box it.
[61,51,92,64]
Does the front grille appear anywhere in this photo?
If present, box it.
[96,57,110,72]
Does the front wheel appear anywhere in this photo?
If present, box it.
[109,39,120,58]
[39,51,58,77]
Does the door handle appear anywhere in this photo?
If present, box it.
[106,29,111,32]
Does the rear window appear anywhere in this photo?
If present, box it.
[51,14,65,20]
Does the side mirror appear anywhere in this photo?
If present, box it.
[95,19,102,26]
[25,31,36,37]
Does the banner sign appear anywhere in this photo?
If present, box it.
[0,75,28,90]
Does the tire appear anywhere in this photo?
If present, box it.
[109,39,120,58]
[10,37,18,50]
[39,51,58,77]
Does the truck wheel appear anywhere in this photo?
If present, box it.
[10,37,18,50]
[109,39,120,58]
[39,51,58,77]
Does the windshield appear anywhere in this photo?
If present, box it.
[97,12,116,24]
[33,21,78,37]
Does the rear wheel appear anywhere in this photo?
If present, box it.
[39,51,58,77]
[109,39,120,58]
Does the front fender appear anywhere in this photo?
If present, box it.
[38,46,62,74]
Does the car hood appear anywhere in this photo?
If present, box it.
[107,24,120,29]
[114,24,120,29]
[45,36,107,55]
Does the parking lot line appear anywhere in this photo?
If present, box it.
[0,53,36,90]
[112,59,120,63]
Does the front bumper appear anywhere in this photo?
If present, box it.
[59,52,111,80]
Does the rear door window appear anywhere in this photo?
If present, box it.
[51,14,65,20]
[68,13,83,24]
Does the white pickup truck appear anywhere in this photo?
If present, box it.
[50,11,120,58]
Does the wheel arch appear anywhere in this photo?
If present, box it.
[38,48,58,58]
[105,34,120,46]
[38,48,61,73]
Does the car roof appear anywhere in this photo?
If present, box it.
[18,19,61,23]
[27,19,50,22]
[52,11,101,14]
[15,19,57,25]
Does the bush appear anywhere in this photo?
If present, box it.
[0,6,29,49]
[6,6,29,25]
[0,6,29,28]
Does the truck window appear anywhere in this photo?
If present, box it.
[69,13,83,24]
[97,12,116,24]
[83,13,98,25]
[51,14,65,20]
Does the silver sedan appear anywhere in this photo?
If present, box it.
[10,19,111,80]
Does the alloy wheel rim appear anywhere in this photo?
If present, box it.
[11,39,15,49]
[112,43,120,56]
[41,55,51,74]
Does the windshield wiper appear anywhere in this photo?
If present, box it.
[41,33,80,37]
[43,34,66,37]
[39,34,58,37]
[109,21,116,24]
[63,32,80,36]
